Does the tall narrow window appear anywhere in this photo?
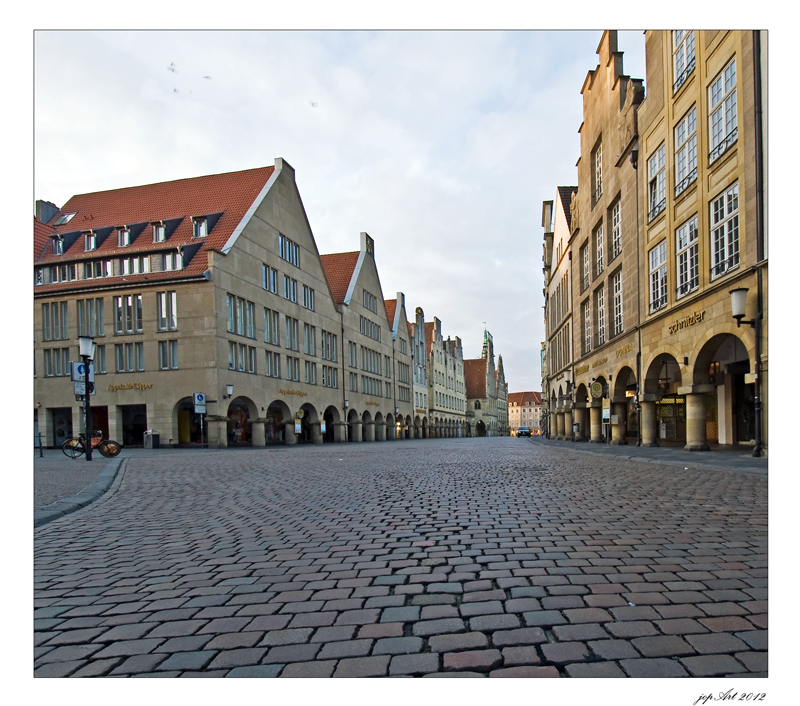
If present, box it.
[592,141,602,204]
[593,223,604,278]
[676,215,699,297]
[595,286,606,347]
[709,59,738,163]
[675,106,698,196]
[157,291,177,331]
[580,243,590,292]
[158,340,179,370]
[710,183,740,279]
[117,228,130,247]
[673,30,695,92]
[113,295,142,334]
[610,201,622,260]
[193,218,207,238]
[84,232,97,251]
[649,241,668,313]
[648,144,666,222]
[265,308,280,346]
[581,300,592,356]
[153,222,166,242]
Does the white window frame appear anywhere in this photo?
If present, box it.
[673,30,695,92]
[647,144,666,222]
[594,223,604,278]
[595,286,606,347]
[117,228,130,247]
[158,340,179,370]
[649,241,668,313]
[84,232,96,251]
[709,58,738,164]
[192,218,207,238]
[610,201,622,261]
[675,106,698,197]
[157,291,177,332]
[710,182,740,279]
[153,222,166,242]
[582,300,592,355]
[676,215,699,297]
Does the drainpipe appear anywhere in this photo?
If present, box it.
[752,30,765,456]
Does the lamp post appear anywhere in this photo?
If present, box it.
[78,335,95,461]
[730,286,763,457]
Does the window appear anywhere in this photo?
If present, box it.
[43,348,70,377]
[94,345,107,374]
[192,218,207,238]
[285,356,300,381]
[595,286,606,347]
[592,141,602,204]
[42,301,69,341]
[675,106,698,197]
[265,351,281,378]
[363,290,378,314]
[302,285,315,311]
[163,251,182,271]
[117,228,130,247]
[673,30,695,92]
[52,237,63,256]
[279,234,300,267]
[322,365,338,388]
[385,355,392,379]
[122,256,149,274]
[262,265,278,294]
[84,260,113,280]
[349,372,359,392]
[115,342,144,372]
[649,241,668,313]
[676,215,699,297]
[305,361,317,385]
[158,340,179,370]
[154,291,177,332]
[84,232,97,251]
[581,300,592,356]
[264,308,280,346]
[113,295,143,334]
[285,317,299,351]
[77,298,105,337]
[710,182,740,279]
[321,331,337,361]
[359,316,381,342]
[593,223,604,278]
[709,59,737,163]
[610,201,622,261]
[304,323,316,356]
[612,271,623,337]
[153,222,166,242]
[580,243,590,292]
[348,341,358,368]
[226,295,255,337]
[648,144,666,222]
[283,275,298,303]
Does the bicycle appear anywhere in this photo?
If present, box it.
[62,430,123,459]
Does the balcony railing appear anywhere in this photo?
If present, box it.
[710,254,740,280]
[709,128,738,165]
[674,167,697,198]
[673,57,695,94]
[676,280,698,299]
[648,198,666,223]
[649,294,668,314]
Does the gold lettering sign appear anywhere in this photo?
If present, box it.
[365,400,381,407]
[575,364,590,375]
[668,310,706,335]
[615,343,633,358]
[592,357,608,368]
[108,382,153,391]
[280,388,309,397]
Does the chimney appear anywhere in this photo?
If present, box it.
[36,200,59,224]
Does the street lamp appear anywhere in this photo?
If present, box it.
[223,384,234,399]
[78,335,95,461]
[729,287,763,457]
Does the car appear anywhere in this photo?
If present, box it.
[517,426,531,437]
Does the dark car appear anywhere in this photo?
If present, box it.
[517,426,531,437]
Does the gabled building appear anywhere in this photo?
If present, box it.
[424,317,467,437]
[34,160,411,448]
[320,232,413,442]
[508,391,543,435]
[410,307,430,437]
[465,330,499,436]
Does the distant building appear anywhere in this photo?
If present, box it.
[508,391,543,435]
[465,330,507,437]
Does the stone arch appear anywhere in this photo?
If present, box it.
[227,395,258,445]
[386,413,395,440]
[361,409,373,442]
[265,399,291,445]
[297,403,320,444]
[643,353,683,398]
[322,405,340,443]
[374,411,386,441]
[174,396,204,446]
[405,415,412,439]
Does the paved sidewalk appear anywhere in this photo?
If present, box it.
[34,438,767,679]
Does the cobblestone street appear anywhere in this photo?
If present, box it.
[34,438,767,681]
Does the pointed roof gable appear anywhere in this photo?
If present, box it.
[319,251,360,304]
[385,299,398,327]
[557,186,578,230]
[508,391,542,406]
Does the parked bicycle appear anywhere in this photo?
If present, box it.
[62,430,122,459]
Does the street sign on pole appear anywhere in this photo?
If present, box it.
[73,380,95,396]
[71,362,95,382]
[193,392,206,414]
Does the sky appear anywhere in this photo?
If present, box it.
[33,28,646,393]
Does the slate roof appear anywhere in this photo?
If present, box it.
[557,186,578,230]
[34,166,275,292]
[319,251,360,304]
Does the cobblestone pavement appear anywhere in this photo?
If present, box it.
[34,451,113,508]
[34,438,767,679]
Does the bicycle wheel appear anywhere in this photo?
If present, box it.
[62,438,85,459]
[98,440,122,458]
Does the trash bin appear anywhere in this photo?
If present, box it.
[144,431,160,449]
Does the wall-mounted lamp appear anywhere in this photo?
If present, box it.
[730,288,755,328]
[223,384,234,399]
[344,399,349,408]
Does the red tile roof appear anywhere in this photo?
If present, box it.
[34,166,275,292]
[424,321,435,356]
[34,217,52,259]
[319,251,360,304]
[464,358,487,398]
[384,299,397,328]
[508,391,543,406]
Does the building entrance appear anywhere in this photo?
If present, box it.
[120,404,147,446]
[656,395,686,442]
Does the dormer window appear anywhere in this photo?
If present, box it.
[118,227,131,247]
[84,231,97,251]
[52,236,63,255]
[153,222,166,242]
[192,217,207,238]
[163,251,183,271]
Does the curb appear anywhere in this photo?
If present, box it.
[34,457,126,528]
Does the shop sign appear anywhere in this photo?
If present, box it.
[590,381,603,398]
[108,382,153,391]
[280,388,309,397]
[575,364,590,375]
[615,343,633,358]
[592,357,608,368]
[668,310,706,335]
